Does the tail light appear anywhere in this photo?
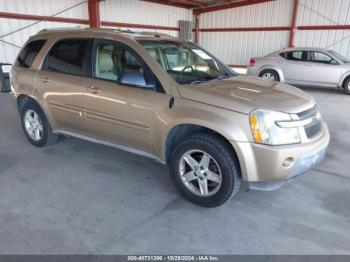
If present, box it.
[249,58,255,67]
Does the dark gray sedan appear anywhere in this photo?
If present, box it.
[247,48,350,95]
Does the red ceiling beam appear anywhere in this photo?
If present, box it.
[167,0,208,8]
[142,0,207,8]
[0,11,89,24]
[289,0,299,47]
[200,26,290,32]
[88,0,100,28]
[298,25,350,30]
[194,0,275,15]
[0,11,179,31]
[101,21,179,31]
[141,0,192,9]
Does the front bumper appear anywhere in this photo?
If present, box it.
[231,122,330,187]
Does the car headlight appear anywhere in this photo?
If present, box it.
[249,109,301,145]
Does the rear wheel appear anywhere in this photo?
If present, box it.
[259,69,280,81]
[21,102,59,147]
[343,77,350,95]
[169,133,241,207]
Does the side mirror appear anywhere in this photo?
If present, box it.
[0,63,12,93]
[119,71,155,90]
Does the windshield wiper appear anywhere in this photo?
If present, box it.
[190,80,207,85]
[215,74,231,80]
[190,74,232,85]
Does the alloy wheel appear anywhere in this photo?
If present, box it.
[262,72,276,80]
[178,149,222,197]
[24,110,43,141]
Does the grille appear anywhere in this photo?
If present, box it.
[298,106,322,139]
[304,118,322,139]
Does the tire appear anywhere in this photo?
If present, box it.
[343,77,350,95]
[20,101,59,147]
[169,133,241,208]
[259,69,280,81]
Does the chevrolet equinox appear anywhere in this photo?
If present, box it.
[10,29,330,207]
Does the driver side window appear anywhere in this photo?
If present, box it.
[309,51,336,64]
[93,40,155,89]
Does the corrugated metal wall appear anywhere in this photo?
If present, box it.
[0,0,88,63]
[199,0,350,66]
[0,0,192,63]
[1,0,349,66]
[199,0,294,66]
[100,0,192,37]
[294,0,350,57]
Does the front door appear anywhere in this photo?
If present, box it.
[84,39,156,153]
[303,51,341,87]
[35,38,91,134]
[279,50,311,85]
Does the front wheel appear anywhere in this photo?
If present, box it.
[20,102,59,147]
[169,133,241,207]
[259,69,280,81]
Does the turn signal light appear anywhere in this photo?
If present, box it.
[250,115,263,143]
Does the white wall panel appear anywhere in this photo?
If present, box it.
[0,0,88,63]
[0,0,192,63]
[0,19,86,63]
[295,0,350,58]
[295,29,350,57]
[199,0,293,65]
[100,0,192,29]
[200,31,289,65]
[297,0,350,26]
[0,0,88,19]
[200,0,293,28]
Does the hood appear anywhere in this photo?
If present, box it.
[178,75,315,114]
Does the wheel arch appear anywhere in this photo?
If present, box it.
[164,123,242,176]
[258,66,285,82]
[16,94,40,113]
[340,72,350,87]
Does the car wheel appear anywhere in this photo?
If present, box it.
[169,133,241,207]
[343,77,350,95]
[21,102,59,147]
[259,69,280,81]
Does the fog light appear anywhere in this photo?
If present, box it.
[282,157,294,168]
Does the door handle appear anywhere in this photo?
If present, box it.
[39,76,50,83]
[87,86,101,94]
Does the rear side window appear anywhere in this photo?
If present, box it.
[43,39,89,76]
[15,40,46,68]
[280,51,308,61]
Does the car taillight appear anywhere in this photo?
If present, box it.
[249,58,255,67]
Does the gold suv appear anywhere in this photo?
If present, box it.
[10,29,330,207]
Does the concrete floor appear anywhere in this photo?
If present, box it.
[0,87,349,255]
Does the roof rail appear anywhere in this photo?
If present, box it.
[38,26,85,33]
[137,31,171,37]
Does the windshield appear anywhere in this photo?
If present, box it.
[138,40,235,84]
[329,50,350,63]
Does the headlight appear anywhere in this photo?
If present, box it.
[249,109,301,145]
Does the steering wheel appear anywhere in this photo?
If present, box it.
[176,65,199,82]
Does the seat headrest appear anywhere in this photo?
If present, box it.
[99,51,114,72]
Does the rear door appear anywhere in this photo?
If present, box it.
[35,38,92,134]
